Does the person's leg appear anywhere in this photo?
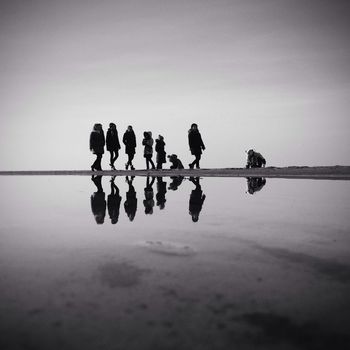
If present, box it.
[109,151,114,166]
[195,154,201,168]
[129,154,135,170]
[189,156,195,169]
[113,150,119,165]
[150,157,155,169]
[157,162,162,169]
[93,154,102,170]
[146,157,150,170]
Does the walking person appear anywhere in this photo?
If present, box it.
[90,123,105,171]
[142,131,155,170]
[155,135,166,169]
[188,123,205,169]
[106,123,121,170]
[123,125,136,170]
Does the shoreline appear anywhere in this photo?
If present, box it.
[0,166,350,180]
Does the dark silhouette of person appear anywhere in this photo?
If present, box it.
[189,176,206,222]
[142,131,155,170]
[167,154,184,169]
[90,123,105,171]
[155,135,166,169]
[168,176,184,191]
[143,176,155,215]
[107,176,122,224]
[156,177,167,210]
[91,175,106,224]
[246,177,266,195]
[188,123,205,169]
[123,125,136,170]
[246,149,266,168]
[106,123,121,170]
[124,176,137,221]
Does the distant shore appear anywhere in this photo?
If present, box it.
[0,166,350,179]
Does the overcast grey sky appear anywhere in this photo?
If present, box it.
[1,0,349,170]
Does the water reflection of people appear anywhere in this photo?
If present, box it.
[189,177,206,222]
[124,176,137,221]
[168,176,184,191]
[107,176,122,224]
[156,177,167,210]
[143,176,155,215]
[246,177,266,195]
[91,175,106,224]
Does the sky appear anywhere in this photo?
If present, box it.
[0,0,349,170]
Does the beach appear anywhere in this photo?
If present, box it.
[1,166,350,179]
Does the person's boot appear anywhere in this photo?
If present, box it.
[189,163,194,169]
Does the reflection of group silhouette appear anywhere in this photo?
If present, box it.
[91,176,267,224]
[90,175,207,224]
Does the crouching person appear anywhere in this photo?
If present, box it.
[246,149,266,168]
[168,154,184,169]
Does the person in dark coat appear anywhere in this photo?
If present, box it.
[123,125,136,170]
[124,176,137,221]
[90,123,105,171]
[91,175,106,224]
[143,176,155,215]
[106,123,121,170]
[246,149,266,168]
[188,123,205,169]
[155,135,166,169]
[142,131,155,170]
[189,176,206,222]
[168,154,184,169]
[156,177,167,210]
[108,176,122,224]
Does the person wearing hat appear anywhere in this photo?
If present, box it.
[188,123,205,169]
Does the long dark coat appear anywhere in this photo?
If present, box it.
[106,129,121,152]
[188,130,205,155]
[123,130,137,155]
[142,137,154,157]
[90,131,105,154]
[155,139,166,164]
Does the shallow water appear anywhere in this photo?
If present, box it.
[0,175,349,350]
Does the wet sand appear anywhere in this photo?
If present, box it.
[1,166,350,179]
[0,165,350,180]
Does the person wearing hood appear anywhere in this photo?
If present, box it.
[90,123,105,171]
[188,123,205,169]
[155,135,166,169]
[123,125,137,170]
[106,123,121,170]
[142,131,155,170]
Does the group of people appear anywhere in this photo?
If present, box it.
[89,123,206,171]
[90,175,206,224]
